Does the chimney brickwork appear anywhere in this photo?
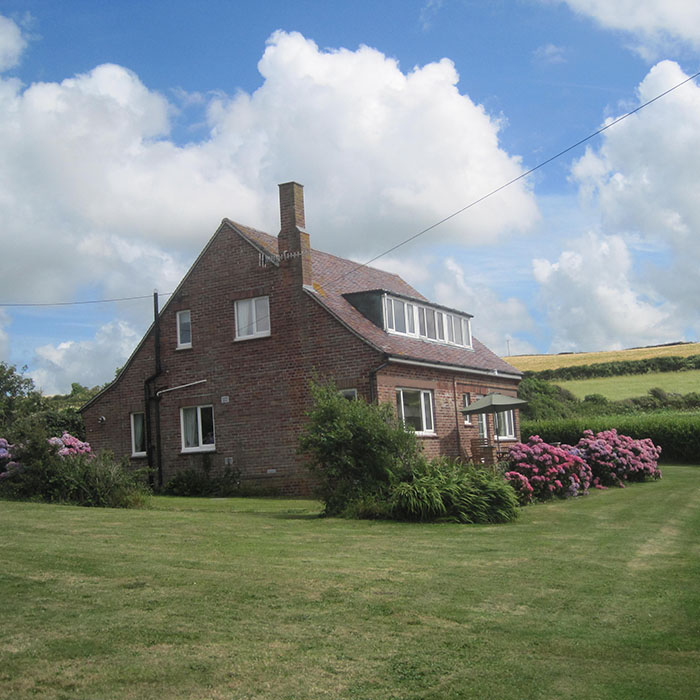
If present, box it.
[278,181,312,287]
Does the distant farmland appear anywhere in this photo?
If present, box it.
[554,369,700,401]
[506,342,700,373]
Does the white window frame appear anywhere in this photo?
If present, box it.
[339,388,358,400]
[383,294,472,349]
[462,393,472,425]
[396,388,435,435]
[176,310,192,349]
[494,410,516,440]
[180,405,216,453]
[130,412,147,457]
[235,296,270,340]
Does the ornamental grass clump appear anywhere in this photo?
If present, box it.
[388,458,520,524]
[571,429,662,488]
[504,435,592,504]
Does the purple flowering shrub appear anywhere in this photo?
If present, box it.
[0,437,20,480]
[504,435,592,504]
[570,429,662,488]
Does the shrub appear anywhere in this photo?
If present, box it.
[521,413,699,463]
[163,466,242,497]
[298,382,423,516]
[569,429,662,488]
[504,435,592,504]
[388,458,520,524]
[0,422,149,508]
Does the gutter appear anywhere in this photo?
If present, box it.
[387,356,522,381]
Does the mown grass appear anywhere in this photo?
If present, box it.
[507,342,700,372]
[554,368,700,400]
[2,468,699,699]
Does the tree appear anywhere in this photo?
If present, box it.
[0,362,43,433]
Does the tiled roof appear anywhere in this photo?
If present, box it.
[229,220,522,377]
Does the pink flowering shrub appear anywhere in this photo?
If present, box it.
[48,432,93,457]
[569,429,661,488]
[504,435,592,504]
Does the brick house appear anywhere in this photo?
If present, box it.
[81,182,523,494]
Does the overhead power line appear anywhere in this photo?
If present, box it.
[2,67,698,308]
[329,67,700,284]
[0,293,172,308]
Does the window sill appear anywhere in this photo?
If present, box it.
[131,452,147,459]
[176,345,192,351]
[181,446,216,454]
[234,332,271,342]
[416,432,438,438]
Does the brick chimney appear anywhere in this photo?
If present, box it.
[278,182,312,287]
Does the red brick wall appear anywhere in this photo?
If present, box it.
[84,224,383,496]
[83,222,521,495]
[375,363,521,461]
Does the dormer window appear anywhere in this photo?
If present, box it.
[384,294,472,348]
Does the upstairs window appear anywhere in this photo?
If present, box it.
[235,296,270,340]
[180,405,215,452]
[176,310,192,349]
[384,294,471,348]
[396,388,434,434]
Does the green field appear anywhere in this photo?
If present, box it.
[554,368,700,400]
[2,468,699,699]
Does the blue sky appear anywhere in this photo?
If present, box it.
[1,1,699,392]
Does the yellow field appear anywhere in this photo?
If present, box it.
[505,342,700,372]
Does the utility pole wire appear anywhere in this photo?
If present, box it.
[329,68,700,284]
[2,68,698,308]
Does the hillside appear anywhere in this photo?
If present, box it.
[505,342,700,373]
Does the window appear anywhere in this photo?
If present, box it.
[339,388,358,400]
[235,296,270,340]
[383,294,472,349]
[494,410,515,439]
[396,388,434,434]
[130,412,146,457]
[176,310,192,349]
[462,393,472,425]
[180,405,215,452]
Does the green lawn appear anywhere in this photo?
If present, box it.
[2,468,699,699]
[555,368,700,400]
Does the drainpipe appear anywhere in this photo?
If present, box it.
[452,377,464,458]
[369,356,390,403]
[144,291,164,489]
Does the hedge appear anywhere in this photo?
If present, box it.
[521,412,700,463]
[526,354,700,381]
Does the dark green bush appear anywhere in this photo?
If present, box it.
[299,382,423,516]
[0,450,150,508]
[163,466,242,497]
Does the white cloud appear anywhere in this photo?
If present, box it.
[434,258,537,356]
[0,14,26,72]
[558,0,700,57]
[533,43,567,65]
[0,26,537,309]
[29,320,140,394]
[0,23,541,386]
[532,232,682,351]
[570,60,700,338]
